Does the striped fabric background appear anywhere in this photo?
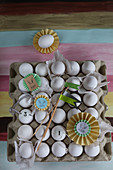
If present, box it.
[0,0,113,143]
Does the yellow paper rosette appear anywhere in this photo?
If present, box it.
[66,112,99,146]
[34,95,50,111]
[33,29,59,54]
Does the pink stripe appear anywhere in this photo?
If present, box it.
[0,75,113,92]
[0,44,113,75]
[0,75,9,91]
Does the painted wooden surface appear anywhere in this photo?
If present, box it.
[1,44,113,75]
[0,12,113,31]
[0,1,113,15]
[1,29,113,47]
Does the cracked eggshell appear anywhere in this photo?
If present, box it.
[67,108,81,120]
[51,61,65,75]
[68,93,81,107]
[51,93,65,107]
[18,125,33,140]
[19,63,33,77]
[35,63,48,76]
[35,110,49,124]
[83,92,98,106]
[69,142,83,157]
[52,108,66,124]
[35,125,50,141]
[83,76,98,90]
[19,109,33,124]
[51,77,64,92]
[69,61,80,75]
[19,143,34,159]
[19,94,33,108]
[67,77,80,91]
[52,142,67,157]
[51,125,66,141]
[85,145,100,157]
[18,78,28,92]
[82,61,95,74]
[36,142,50,158]
[85,108,98,119]
[38,34,54,48]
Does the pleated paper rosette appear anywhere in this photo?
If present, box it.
[66,112,99,146]
[33,29,59,54]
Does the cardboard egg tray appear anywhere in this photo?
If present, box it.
[7,60,112,162]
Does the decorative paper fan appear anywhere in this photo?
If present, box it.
[66,112,99,146]
[34,95,50,111]
[33,29,59,54]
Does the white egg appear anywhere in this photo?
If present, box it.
[82,61,95,74]
[35,110,49,124]
[52,109,66,124]
[35,125,50,141]
[67,108,81,120]
[52,125,66,141]
[68,93,81,107]
[69,61,80,75]
[83,76,98,90]
[52,142,66,157]
[18,125,33,140]
[51,93,65,107]
[68,142,83,157]
[83,92,98,106]
[51,61,65,75]
[19,94,33,108]
[19,143,34,159]
[19,63,33,77]
[36,92,49,98]
[85,145,100,157]
[38,34,54,48]
[85,108,98,119]
[36,142,50,158]
[35,63,48,76]
[40,77,49,86]
[67,77,80,91]
[51,77,64,92]
[18,78,28,92]
[19,109,33,124]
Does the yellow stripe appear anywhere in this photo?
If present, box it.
[0,12,113,31]
[0,91,113,117]
[0,92,13,117]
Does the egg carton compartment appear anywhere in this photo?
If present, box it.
[7,60,112,162]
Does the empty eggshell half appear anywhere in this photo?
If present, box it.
[36,142,50,158]
[83,92,98,106]
[18,125,33,140]
[52,142,67,157]
[35,63,48,76]
[85,145,100,157]
[19,63,33,77]
[82,61,95,74]
[35,110,49,124]
[18,78,28,92]
[69,61,80,75]
[68,142,83,157]
[35,125,50,141]
[52,109,66,124]
[38,34,54,48]
[67,108,81,120]
[51,61,65,75]
[51,77,64,92]
[19,143,34,159]
[19,94,33,108]
[85,108,98,119]
[83,76,98,90]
